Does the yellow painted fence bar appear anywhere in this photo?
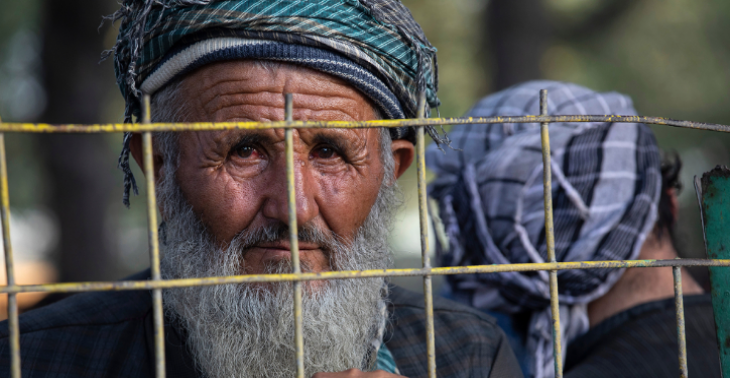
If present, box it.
[2,259,727,295]
[540,90,564,378]
[415,92,437,378]
[1,115,730,133]
[284,94,306,378]
[141,96,166,378]
[0,129,20,378]
[674,266,689,378]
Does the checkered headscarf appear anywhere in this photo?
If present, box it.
[427,81,662,378]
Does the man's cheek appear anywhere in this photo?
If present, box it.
[190,176,262,243]
[317,177,378,237]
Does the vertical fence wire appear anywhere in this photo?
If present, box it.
[0,129,20,378]
[284,94,305,378]
[416,92,437,378]
[674,266,689,378]
[540,89,564,378]
[142,95,166,378]
[0,88,725,378]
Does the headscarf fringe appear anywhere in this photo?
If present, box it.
[118,132,139,208]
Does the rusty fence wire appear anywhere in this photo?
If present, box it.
[2,88,730,378]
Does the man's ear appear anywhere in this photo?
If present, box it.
[669,188,679,221]
[129,133,165,183]
[391,139,415,180]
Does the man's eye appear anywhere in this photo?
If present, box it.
[236,146,257,159]
[314,146,337,159]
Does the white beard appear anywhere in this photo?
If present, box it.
[156,158,400,378]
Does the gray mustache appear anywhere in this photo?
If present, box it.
[230,221,343,255]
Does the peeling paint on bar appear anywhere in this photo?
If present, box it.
[284,94,306,378]
[673,266,688,378]
[141,95,167,378]
[1,115,729,133]
[2,259,728,294]
[415,92,437,378]
[540,89,564,378]
[0,126,21,378]
[700,166,730,377]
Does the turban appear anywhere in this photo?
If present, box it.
[426,81,662,378]
[107,0,442,206]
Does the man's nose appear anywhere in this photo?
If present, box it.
[261,154,320,227]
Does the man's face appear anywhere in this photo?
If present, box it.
[128,60,414,377]
[132,60,414,276]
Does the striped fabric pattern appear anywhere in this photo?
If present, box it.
[139,38,406,120]
[426,81,662,378]
[374,344,399,374]
[110,0,439,121]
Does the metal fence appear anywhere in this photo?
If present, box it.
[2,88,730,378]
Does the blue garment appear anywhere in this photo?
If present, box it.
[375,344,399,374]
[485,311,529,375]
[442,285,529,375]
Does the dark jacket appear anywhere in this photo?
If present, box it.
[565,294,720,378]
[0,270,522,378]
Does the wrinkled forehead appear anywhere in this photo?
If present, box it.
[172,60,381,123]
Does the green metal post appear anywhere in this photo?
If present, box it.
[699,165,730,378]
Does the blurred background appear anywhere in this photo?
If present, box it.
[0,0,728,317]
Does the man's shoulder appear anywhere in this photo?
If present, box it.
[388,284,498,325]
[0,271,154,377]
[565,294,719,378]
[387,285,521,378]
[387,284,502,347]
[0,270,152,339]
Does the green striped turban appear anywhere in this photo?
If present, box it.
[106,0,443,206]
[107,0,440,121]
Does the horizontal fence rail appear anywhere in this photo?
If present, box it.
[1,115,730,133]
[2,96,729,378]
[1,258,729,294]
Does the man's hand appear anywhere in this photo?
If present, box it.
[311,368,405,378]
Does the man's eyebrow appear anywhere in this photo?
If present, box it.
[229,131,275,151]
[310,132,351,154]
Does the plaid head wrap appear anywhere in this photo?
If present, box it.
[107,0,443,207]
[426,81,662,378]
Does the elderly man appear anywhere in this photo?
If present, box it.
[427,81,719,378]
[0,1,521,377]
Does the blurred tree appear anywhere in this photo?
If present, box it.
[401,0,488,117]
[487,0,640,91]
[551,0,639,42]
[38,0,118,282]
[487,0,551,90]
